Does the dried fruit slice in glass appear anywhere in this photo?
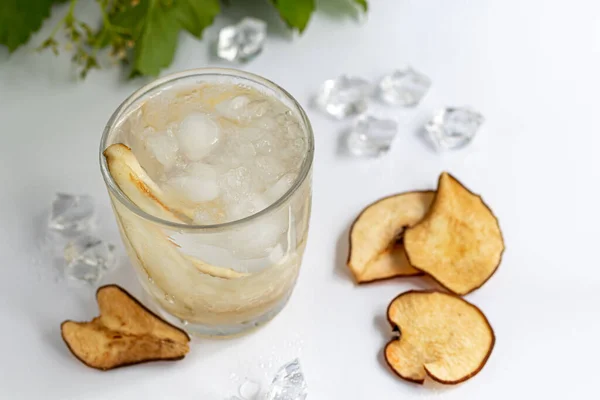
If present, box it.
[347,191,434,283]
[385,290,495,384]
[104,143,195,222]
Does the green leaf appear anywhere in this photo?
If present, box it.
[272,0,315,33]
[175,0,220,39]
[0,0,56,52]
[110,0,220,77]
[110,0,151,39]
[353,0,368,12]
[131,0,180,77]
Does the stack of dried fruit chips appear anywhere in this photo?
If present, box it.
[347,172,504,385]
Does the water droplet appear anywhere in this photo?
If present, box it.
[180,319,189,326]
[239,380,260,400]
[164,294,175,304]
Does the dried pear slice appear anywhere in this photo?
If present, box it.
[61,285,190,370]
[385,290,495,384]
[404,173,504,295]
[103,143,195,222]
[185,255,250,279]
[347,191,434,283]
[105,144,246,280]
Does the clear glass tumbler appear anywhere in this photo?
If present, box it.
[99,69,313,337]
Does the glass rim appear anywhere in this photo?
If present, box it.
[99,67,314,232]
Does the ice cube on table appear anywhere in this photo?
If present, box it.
[145,131,179,169]
[217,17,267,62]
[378,66,431,107]
[264,359,307,400]
[48,193,95,236]
[314,75,371,119]
[64,235,117,286]
[176,113,220,160]
[347,114,398,157]
[425,107,484,150]
[167,175,220,203]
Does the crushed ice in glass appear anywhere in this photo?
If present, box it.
[48,193,95,236]
[218,18,267,62]
[264,359,307,400]
[314,75,371,119]
[64,235,117,285]
[378,66,431,107]
[346,115,398,157]
[425,107,484,150]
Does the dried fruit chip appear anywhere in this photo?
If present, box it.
[385,290,495,384]
[347,191,434,283]
[61,285,190,370]
[404,173,504,295]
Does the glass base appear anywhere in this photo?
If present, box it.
[146,292,293,338]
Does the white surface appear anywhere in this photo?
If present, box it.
[1,1,599,399]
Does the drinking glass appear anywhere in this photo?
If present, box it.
[99,69,313,337]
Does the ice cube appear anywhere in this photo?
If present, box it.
[346,114,398,157]
[264,359,307,400]
[186,162,218,179]
[48,193,95,236]
[226,192,268,221]
[254,134,278,155]
[145,131,179,169]
[425,107,484,150]
[231,218,287,259]
[217,17,267,62]
[265,173,296,202]
[167,175,220,203]
[378,66,431,107]
[220,167,252,203]
[216,96,250,120]
[216,96,268,121]
[64,235,117,286]
[255,155,285,184]
[314,75,371,119]
[176,113,220,161]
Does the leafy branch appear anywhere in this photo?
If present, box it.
[0,0,368,79]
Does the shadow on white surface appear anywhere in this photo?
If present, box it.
[333,217,354,282]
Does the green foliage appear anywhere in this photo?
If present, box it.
[0,0,58,52]
[271,0,315,33]
[0,0,368,78]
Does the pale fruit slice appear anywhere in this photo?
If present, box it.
[105,143,246,280]
[385,290,495,384]
[103,143,195,222]
[347,191,434,283]
[61,285,190,370]
[185,255,250,279]
[404,173,505,295]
